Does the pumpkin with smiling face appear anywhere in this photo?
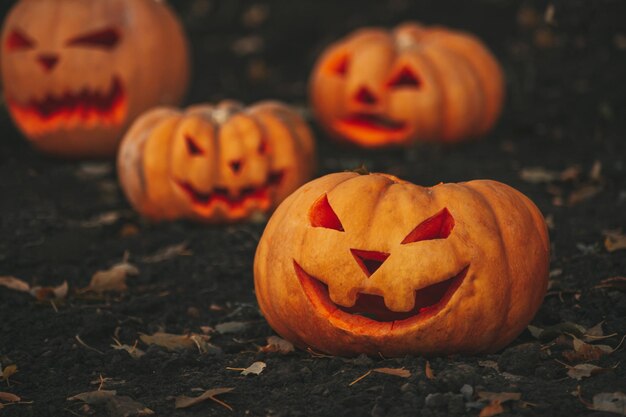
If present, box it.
[118,101,316,223]
[1,0,190,158]
[254,172,549,356]
[310,22,504,148]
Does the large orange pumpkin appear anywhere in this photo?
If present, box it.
[118,101,316,223]
[310,22,504,148]
[254,172,549,356]
[1,0,190,158]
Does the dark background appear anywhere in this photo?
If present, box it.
[1,0,625,416]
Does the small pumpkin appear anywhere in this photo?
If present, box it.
[310,22,504,148]
[1,0,190,158]
[118,101,316,223]
[254,172,549,357]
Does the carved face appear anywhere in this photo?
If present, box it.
[310,23,504,147]
[118,101,316,223]
[254,172,549,357]
[1,0,189,157]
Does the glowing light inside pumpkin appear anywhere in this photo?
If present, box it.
[309,194,344,231]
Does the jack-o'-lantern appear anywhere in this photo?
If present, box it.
[310,22,504,148]
[254,172,549,356]
[118,101,316,223]
[1,0,190,158]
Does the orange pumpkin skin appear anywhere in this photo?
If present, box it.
[254,173,549,357]
[1,0,190,158]
[310,22,504,148]
[118,101,316,223]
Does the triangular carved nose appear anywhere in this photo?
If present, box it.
[354,86,378,105]
[351,249,390,277]
[37,54,59,72]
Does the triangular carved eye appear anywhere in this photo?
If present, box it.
[402,208,454,244]
[6,29,35,51]
[310,194,344,231]
[387,67,421,88]
[330,54,349,76]
[185,135,204,156]
[67,28,120,49]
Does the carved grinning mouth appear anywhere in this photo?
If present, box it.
[294,261,468,330]
[7,76,127,136]
[176,170,285,211]
[339,113,407,133]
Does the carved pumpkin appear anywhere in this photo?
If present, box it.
[1,0,190,158]
[310,22,504,148]
[118,101,316,223]
[254,172,549,356]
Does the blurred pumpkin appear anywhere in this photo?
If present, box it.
[254,172,549,356]
[1,0,190,158]
[118,101,316,223]
[310,22,504,148]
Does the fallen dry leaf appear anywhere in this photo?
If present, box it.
[567,184,603,206]
[259,336,295,354]
[111,339,145,359]
[68,390,154,416]
[1,365,17,383]
[239,361,266,376]
[141,242,191,263]
[565,363,613,380]
[139,332,198,352]
[215,321,248,334]
[0,277,30,293]
[479,400,505,417]
[592,392,626,415]
[0,392,20,403]
[80,211,122,228]
[604,230,626,253]
[84,262,139,293]
[30,281,68,301]
[528,322,586,341]
[425,361,435,379]
[373,367,411,378]
[174,388,234,411]
[595,277,626,291]
[563,336,614,362]
[519,167,560,183]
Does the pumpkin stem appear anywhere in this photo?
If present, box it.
[349,164,370,175]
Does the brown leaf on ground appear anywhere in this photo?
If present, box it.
[139,332,198,352]
[591,392,626,415]
[595,277,626,291]
[259,336,295,354]
[140,242,191,263]
[478,392,522,403]
[234,361,266,376]
[0,277,30,293]
[479,400,505,417]
[111,340,145,359]
[0,392,20,403]
[174,387,234,411]
[373,367,411,378]
[215,321,248,334]
[1,364,17,383]
[565,363,614,380]
[80,211,122,228]
[30,281,68,301]
[604,230,626,253]
[563,336,614,362]
[567,184,602,206]
[425,361,435,379]
[68,390,154,416]
[519,167,560,183]
[84,262,139,293]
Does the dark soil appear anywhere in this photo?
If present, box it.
[1,0,626,416]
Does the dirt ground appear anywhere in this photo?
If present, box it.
[1,0,625,416]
